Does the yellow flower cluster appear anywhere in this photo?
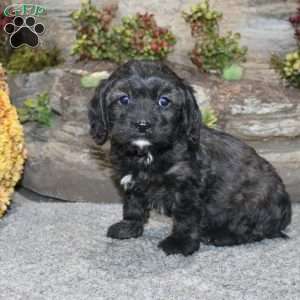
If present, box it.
[0,66,26,217]
[0,64,9,95]
[284,51,300,77]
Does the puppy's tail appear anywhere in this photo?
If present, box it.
[267,231,290,240]
[279,191,292,231]
[279,232,290,239]
[277,231,289,239]
[266,196,291,240]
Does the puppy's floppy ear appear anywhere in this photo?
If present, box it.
[88,80,109,145]
[182,84,202,144]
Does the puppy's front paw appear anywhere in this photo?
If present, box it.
[107,220,143,239]
[158,235,200,256]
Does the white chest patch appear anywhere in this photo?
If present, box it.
[132,139,151,149]
[155,204,165,215]
[120,174,133,190]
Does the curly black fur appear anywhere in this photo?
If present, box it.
[88,60,292,256]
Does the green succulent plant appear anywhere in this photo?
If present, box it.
[112,13,176,61]
[183,0,222,37]
[271,51,300,88]
[202,106,218,128]
[183,1,247,76]
[17,92,53,127]
[222,64,244,81]
[6,47,63,74]
[71,2,176,62]
[80,71,110,88]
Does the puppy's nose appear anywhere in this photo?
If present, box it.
[134,120,151,132]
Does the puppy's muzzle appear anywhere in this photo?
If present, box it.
[134,120,151,133]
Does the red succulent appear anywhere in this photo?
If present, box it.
[0,10,13,31]
[289,2,300,42]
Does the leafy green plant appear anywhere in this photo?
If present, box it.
[17,92,53,127]
[80,71,110,88]
[271,3,300,88]
[71,1,176,62]
[183,0,247,74]
[71,1,119,61]
[191,32,247,73]
[112,13,176,61]
[202,106,218,128]
[271,51,300,88]
[182,0,222,37]
[6,47,63,74]
[222,64,244,81]
[289,2,300,44]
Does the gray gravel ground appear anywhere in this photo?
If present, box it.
[0,191,299,300]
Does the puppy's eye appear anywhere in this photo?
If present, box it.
[119,95,130,105]
[158,96,171,108]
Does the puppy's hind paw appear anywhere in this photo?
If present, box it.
[107,220,143,239]
[158,235,200,256]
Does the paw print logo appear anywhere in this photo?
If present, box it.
[4,16,45,48]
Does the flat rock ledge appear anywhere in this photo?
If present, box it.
[8,67,300,203]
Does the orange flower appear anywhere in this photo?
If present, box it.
[0,68,27,217]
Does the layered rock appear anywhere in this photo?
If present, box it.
[8,66,300,203]
[9,69,120,203]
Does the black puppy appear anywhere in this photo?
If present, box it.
[88,60,292,256]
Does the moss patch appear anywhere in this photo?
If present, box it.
[5,46,63,74]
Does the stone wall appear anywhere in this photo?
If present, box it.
[8,66,300,203]
[26,0,298,82]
